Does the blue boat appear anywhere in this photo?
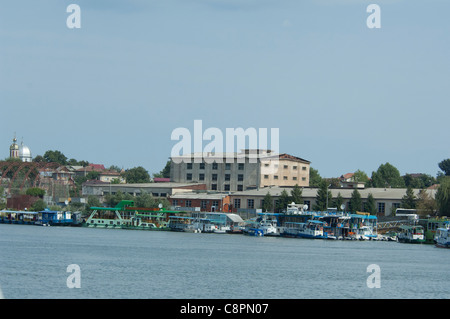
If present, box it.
[37,209,74,226]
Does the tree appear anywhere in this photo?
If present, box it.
[416,189,437,217]
[313,180,332,211]
[31,199,46,211]
[87,195,101,208]
[365,193,376,215]
[401,186,416,209]
[353,169,369,182]
[26,187,45,198]
[309,167,322,187]
[42,150,68,165]
[290,184,303,204]
[436,177,450,216]
[262,192,273,212]
[333,192,344,211]
[157,160,171,178]
[123,166,151,183]
[370,162,405,188]
[438,159,450,176]
[349,189,362,213]
[276,190,291,213]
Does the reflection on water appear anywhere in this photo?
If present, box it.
[0,224,449,299]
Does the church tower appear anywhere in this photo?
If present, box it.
[9,135,19,159]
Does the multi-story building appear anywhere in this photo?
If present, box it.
[170,149,310,192]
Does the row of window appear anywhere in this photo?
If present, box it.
[186,163,245,170]
[186,173,244,181]
[263,163,307,171]
[263,175,306,181]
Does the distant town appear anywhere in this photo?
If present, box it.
[1,135,450,219]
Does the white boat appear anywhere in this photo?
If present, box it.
[281,220,326,239]
[435,227,450,248]
[259,219,279,236]
[397,225,426,243]
[213,225,230,234]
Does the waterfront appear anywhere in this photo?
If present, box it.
[0,223,449,299]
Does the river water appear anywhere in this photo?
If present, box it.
[0,223,449,299]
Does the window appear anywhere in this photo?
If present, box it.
[293,166,297,170]
[212,163,218,170]
[237,185,243,191]
[225,174,230,181]
[238,163,244,170]
[234,199,241,209]
[212,200,218,207]
[199,163,205,170]
[225,163,231,170]
[238,174,244,181]
[199,173,205,181]
[201,200,207,209]
[283,176,288,180]
[264,163,269,167]
[212,174,218,181]
[302,177,306,181]
[378,202,385,214]
[284,165,288,169]
[172,200,178,206]
[264,175,269,179]
[187,163,193,169]
[186,173,192,180]
[248,199,254,209]
[186,200,192,207]
[211,184,217,190]
[302,166,307,171]
[293,176,297,180]
[224,184,230,191]
[274,175,278,180]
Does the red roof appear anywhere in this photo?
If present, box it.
[153,178,171,183]
[89,164,105,170]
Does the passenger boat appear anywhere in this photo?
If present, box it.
[281,220,326,239]
[425,217,450,244]
[397,225,426,243]
[85,200,178,230]
[0,209,75,226]
[347,213,378,240]
[435,227,450,248]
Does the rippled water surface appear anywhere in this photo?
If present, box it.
[1,224,449,299]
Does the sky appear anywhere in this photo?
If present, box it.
[1,0,449,179]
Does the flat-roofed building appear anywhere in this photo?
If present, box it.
[170,149,310,192]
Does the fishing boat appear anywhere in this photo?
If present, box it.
[435,227,450,248]
[281,220,326,239]
[397,225,426,243]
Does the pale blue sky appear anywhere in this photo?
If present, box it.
[1,0,449,178]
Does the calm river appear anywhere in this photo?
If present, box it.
[1,223,449,299]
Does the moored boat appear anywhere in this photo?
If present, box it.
[280,220,326,239]
[397,225,426,243]
[435,227,450,248]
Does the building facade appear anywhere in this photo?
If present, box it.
[227,186,437,217]
[170,150,310,192]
